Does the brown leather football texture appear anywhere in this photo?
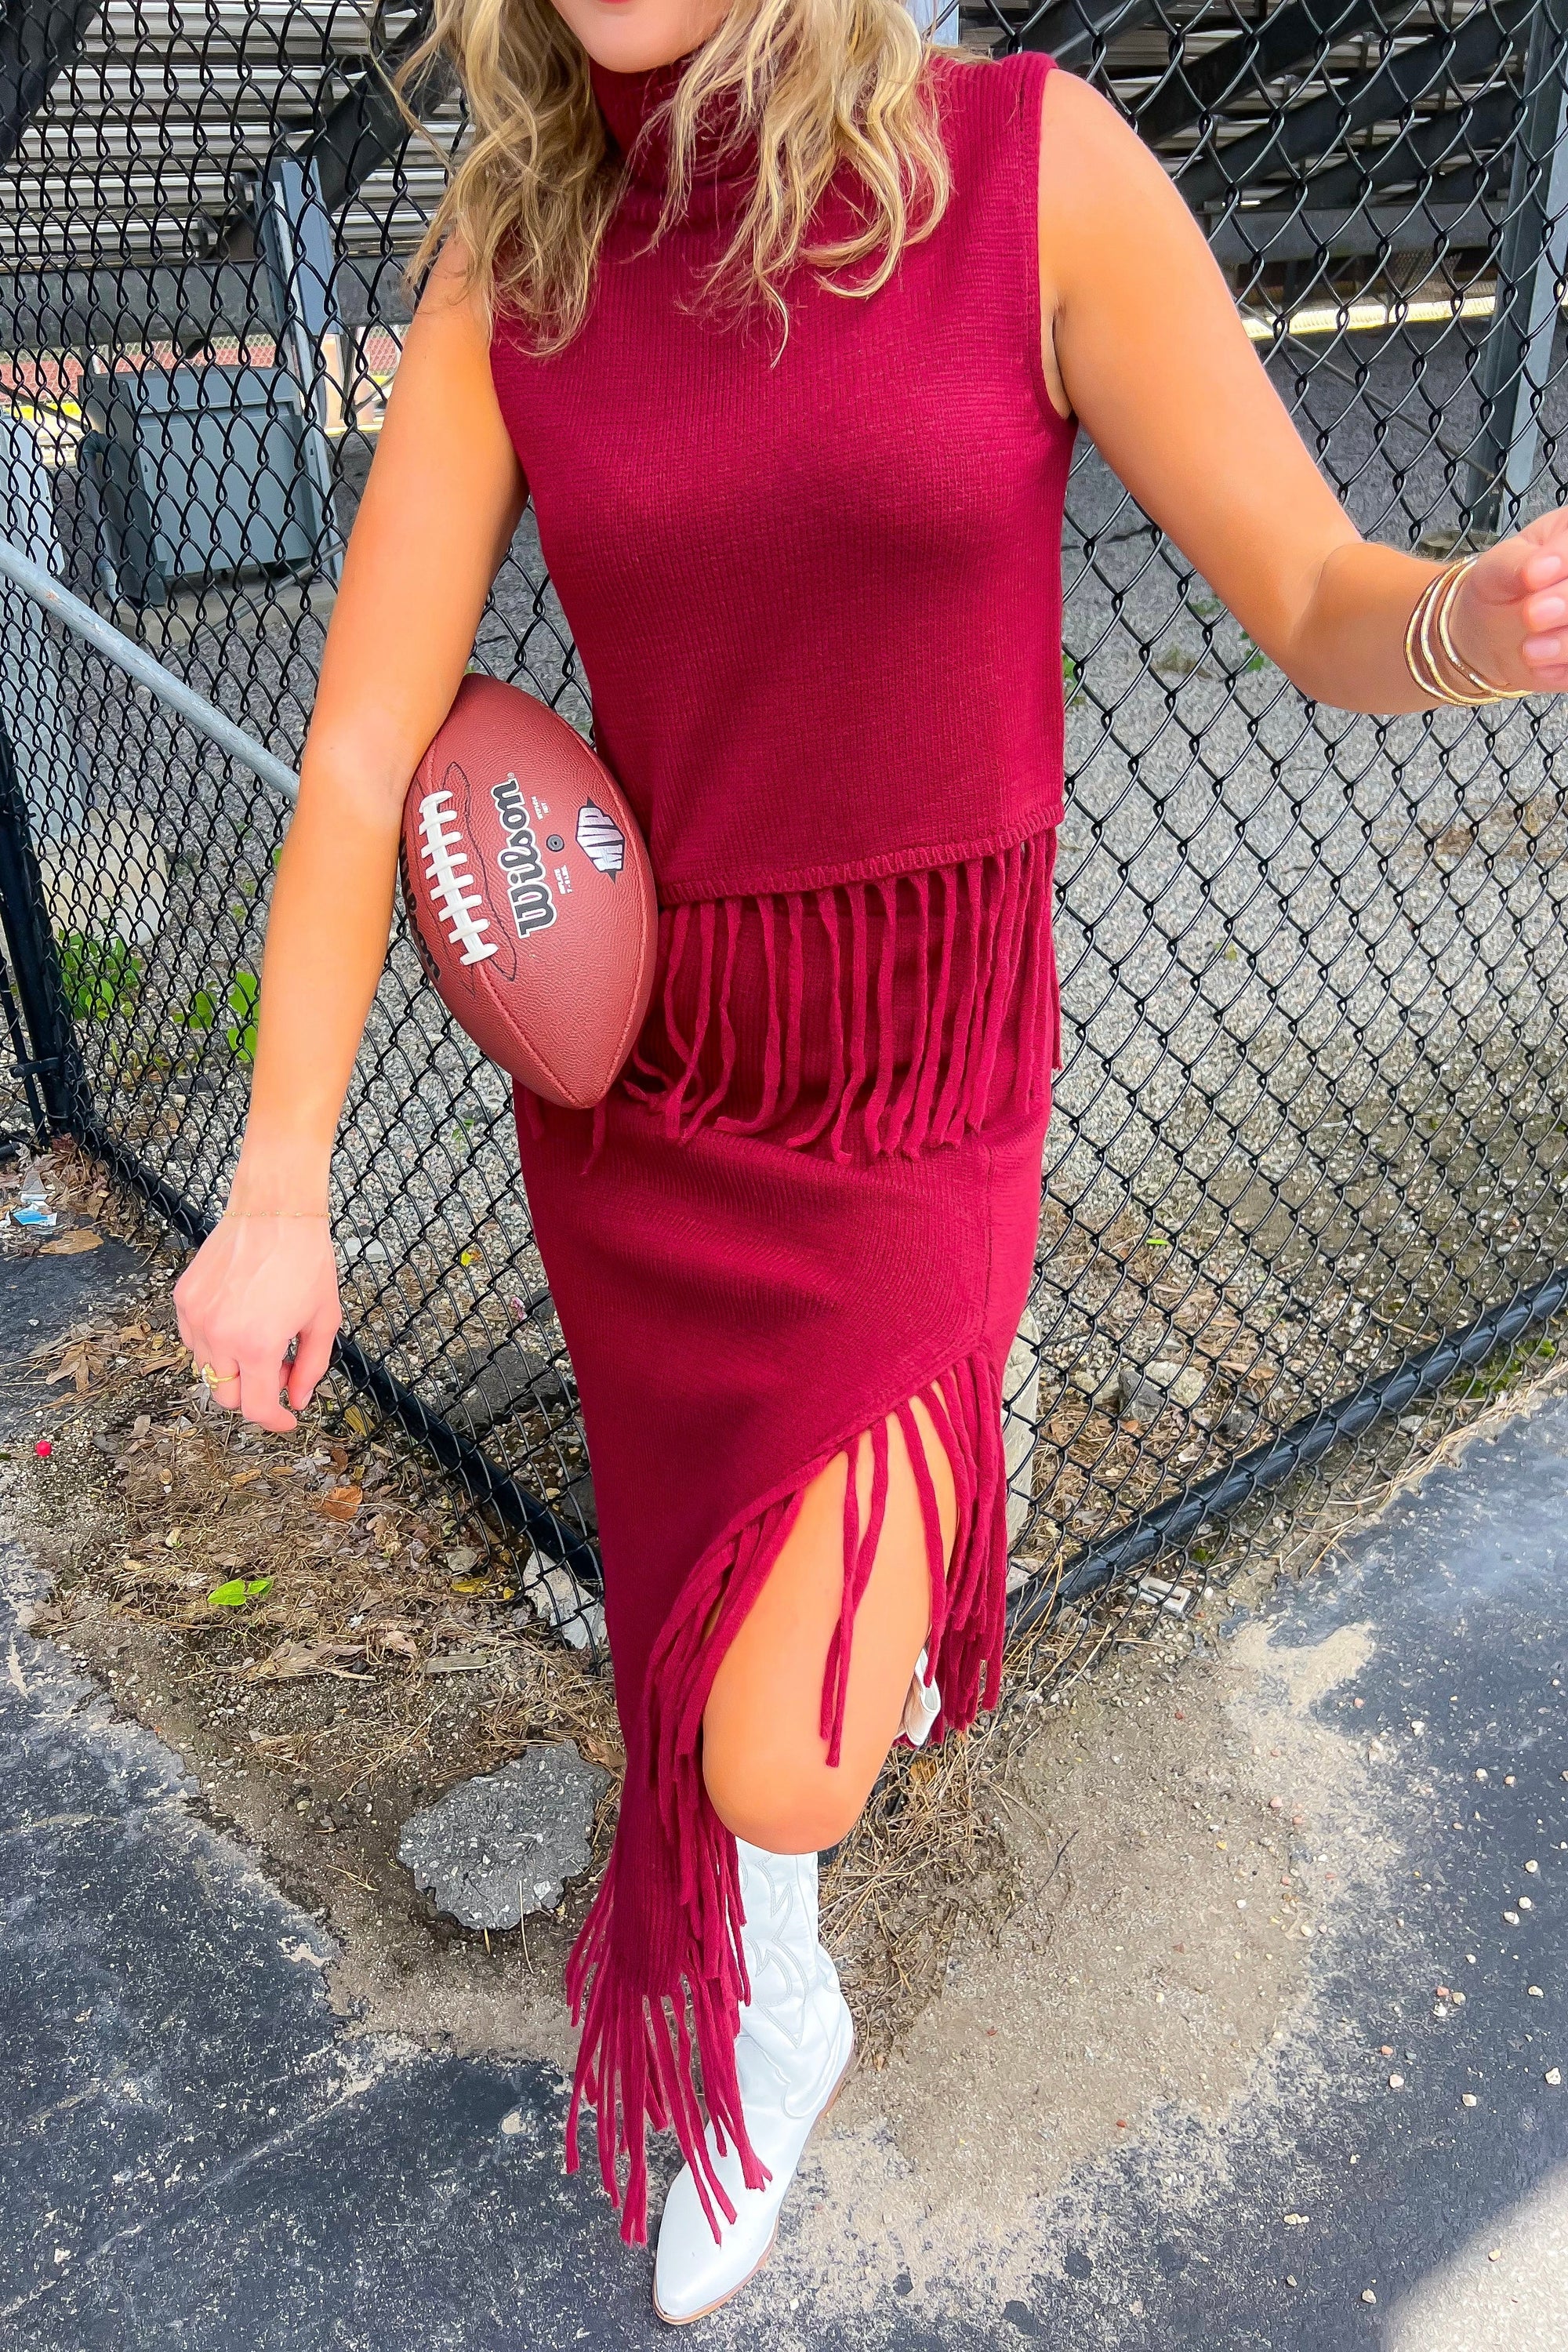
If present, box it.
[399,674,658,1109]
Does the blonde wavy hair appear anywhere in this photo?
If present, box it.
[397,0,975,354]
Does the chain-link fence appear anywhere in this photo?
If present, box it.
[2,0,1567,1667]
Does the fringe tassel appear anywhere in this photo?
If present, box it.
[621,830,1058,1160]
[564,1491,802,2247]
[561,1345,1009,2245]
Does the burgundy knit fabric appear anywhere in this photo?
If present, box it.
[488,44,1075,2245]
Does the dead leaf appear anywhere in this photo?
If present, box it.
[369,1626,420,1662]
[39,1229,103,1257]
[316,1485,363,1522]
[43,1340,98,1394]
[424,1650,496,1675]
[255,1638,371,1681]
[228,1466,269,1489]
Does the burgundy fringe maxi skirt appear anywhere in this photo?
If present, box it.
[514,825,1061,2243]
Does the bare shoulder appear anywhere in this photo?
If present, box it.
[1036,66,1194,265]
[407,233,491,346]
[1035,65,1234,420]
[366,228,521,503]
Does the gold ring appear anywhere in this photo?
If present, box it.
[201,1363,239,1390]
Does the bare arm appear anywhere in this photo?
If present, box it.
[1036,70,1568,710]
[173,241,526,1428]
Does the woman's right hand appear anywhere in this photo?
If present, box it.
[172,1214,343,1435]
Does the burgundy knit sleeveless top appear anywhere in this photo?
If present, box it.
[490,48,1075,910]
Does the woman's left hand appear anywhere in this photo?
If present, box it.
[1450,510,1568,696]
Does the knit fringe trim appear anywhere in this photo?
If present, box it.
[562,1347,1008,2245]
[619,832,1058,1157]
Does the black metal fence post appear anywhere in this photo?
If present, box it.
[1467,0,1568,533]
[0,712,83,1140]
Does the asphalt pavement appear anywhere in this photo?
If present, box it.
[0,1239,1564,2350]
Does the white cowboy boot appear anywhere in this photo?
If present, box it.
[652,1840,855,2324]
[902,1644,942,1748]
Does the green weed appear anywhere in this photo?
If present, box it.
[172,969,260,1064]
[56,930,142,1022]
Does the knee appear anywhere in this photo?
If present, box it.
[702,1742,869,1856]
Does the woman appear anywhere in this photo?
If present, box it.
[173,0,1568,2321]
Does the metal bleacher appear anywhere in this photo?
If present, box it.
[0,1,1562,593]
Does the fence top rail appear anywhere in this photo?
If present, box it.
[0,535,299,806]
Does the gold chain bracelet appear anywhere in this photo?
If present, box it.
[222,1207,331,1220]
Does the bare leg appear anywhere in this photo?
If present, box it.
[700,1396,959,1853]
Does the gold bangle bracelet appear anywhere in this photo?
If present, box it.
[1411,560,1494,705]
[1421,562,1495,704]
[1403,554,1534,706]
[1404,564,1475,702]
[1435,558,1532,700]
[1401,572,1438,694]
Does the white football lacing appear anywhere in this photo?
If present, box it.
[418,789,499,967]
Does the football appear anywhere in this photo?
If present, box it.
[399,673,658,1109]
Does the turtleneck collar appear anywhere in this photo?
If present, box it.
[589,49,759,205]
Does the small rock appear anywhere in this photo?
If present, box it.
[397,1743,608,1929]
[522,1552,605,1650]
[1528,1985,1544,1998]
[1118,1367,1175,1424]
[1362,2288,1377,2304]
[1451,1991,1466,2006]
[1461,2092,1478,2107]
[441,1339,578,1438]
[1116,1358,1204,1417]
[1388,2073,1405,2089]
[1219,1399,1261,1443]
[338,1234,390,1264]
[1547,2069,1562,2087]
[1519,1897,1534,1911]
[1504,1911,1521,1926]
[1525,1859,1540,1874]
[1475,1769,1489,1782]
